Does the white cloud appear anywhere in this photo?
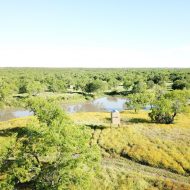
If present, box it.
[0,45,189,68]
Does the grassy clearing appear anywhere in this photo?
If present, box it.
[71,110,190,189]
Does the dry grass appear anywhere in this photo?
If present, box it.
[99,126,190,175]
[70,112,111,126]
[71,110,190,175]
[91,158,190,190]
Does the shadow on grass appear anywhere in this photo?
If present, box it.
[105,90,130,96]
[86,124,107,130]
[105,117,111,122]
[121,150,150,166]
[0,127,41,138]
[128,118,151,124]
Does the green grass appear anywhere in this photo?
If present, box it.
[99,126,190,174]
[71,110,190,189]
[91,158,190,190]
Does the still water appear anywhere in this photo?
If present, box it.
[62,97,128,113]
[0,97,128,121]
[0,109,33,122]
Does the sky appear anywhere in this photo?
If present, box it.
[0,0,190,68]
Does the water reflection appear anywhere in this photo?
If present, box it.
[0,109,33,122]
[62,97,128,113]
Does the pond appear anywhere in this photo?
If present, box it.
[62,96,128,113]
[0,109,33,122]
[0,97,128,121]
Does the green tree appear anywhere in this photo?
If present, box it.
[19,81,44,95]
[107,78,119,89]
[132,80,147,93]
[27,81,44,95]
[123,76,134,91]
[46,77,67,93]
[0,98,100,189]
[149,90,189,124]
[0,83,11,101]
[147,80,155,89]
[0,80,14,106]
[127,92,155,113]
[84,80,107,94]
[74,78,88,92]
[148,72,168,86]
[123,80,133,91]
[172,79,190,90]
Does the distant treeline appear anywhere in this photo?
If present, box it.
[0,68,190,107]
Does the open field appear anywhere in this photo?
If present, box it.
[70,110,190,189]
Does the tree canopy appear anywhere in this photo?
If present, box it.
[0,98,100,189]
[149,90,190,124]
